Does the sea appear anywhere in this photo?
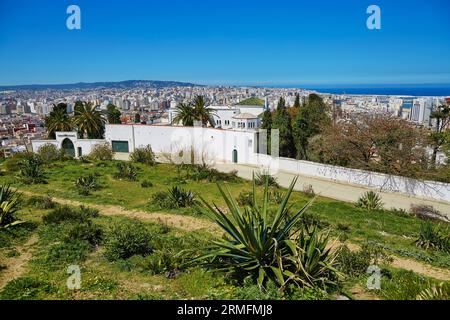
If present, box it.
[269,85,450,97]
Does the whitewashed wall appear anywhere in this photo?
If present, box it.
[250,154,450,203]
[32,132,105,157]
[105,125,257,164]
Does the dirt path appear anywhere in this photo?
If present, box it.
[18,190,450,282]
[0,234,38,291]
[20,190,219,233]
[336,241,450,282]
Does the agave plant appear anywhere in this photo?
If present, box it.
[195,175,340,290]
[75,174,98,196]
[414,222,449,253]
[0,185,17,203]
[114,162,138,181]
[168,186,197,208]
[0,199,23,229]
[417,283,450,300]
[356,191,383,211]
[255,170,279,188]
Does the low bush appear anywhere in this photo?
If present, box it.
[150,186,197,209]
[356,191,383,211]
[2,152,28,172]
[37,144,60,163]
[42,240,92,269]
[410,204,449,222]
[337,242,393,277]
[130,145,156,166]
[255,170,279,187]
[89,143,114,161]
[378,269,440,300]
[42,205,96,225]
[114,162,138,181]
[141,180,153,188]
[104,220,153,261]
[75,174,99,195]
[414,222,449,253]
[63,221,103,246]
[0,276,56,300]
[19,153,46,184]
[303,184,316,197]
[26,195,56,209]
[237,191,253,206]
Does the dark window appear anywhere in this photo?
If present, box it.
[77,147,82,157]
[112,141,129,153]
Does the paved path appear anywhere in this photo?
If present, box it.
[213,162,450,216]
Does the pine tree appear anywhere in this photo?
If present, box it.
[293,94,331,160]
[272,98,295,158]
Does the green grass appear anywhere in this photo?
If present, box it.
[0,159,449,300]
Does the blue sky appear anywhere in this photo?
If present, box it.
[0,0,450,86]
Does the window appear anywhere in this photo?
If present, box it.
[77,147,82,157]
[112,140,129,153]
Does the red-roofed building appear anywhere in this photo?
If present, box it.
[445,97,450,105]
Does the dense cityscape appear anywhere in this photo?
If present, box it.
[1,82,449,159]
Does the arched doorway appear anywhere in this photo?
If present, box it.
[232,149,238,163]
[62,138,75,157]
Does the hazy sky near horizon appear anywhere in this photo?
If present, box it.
[1,0,450,86]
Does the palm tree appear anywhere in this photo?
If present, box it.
[192,95,216,126]
[72,102,106,139]
[44,103,72,139]
[172,102,196,126]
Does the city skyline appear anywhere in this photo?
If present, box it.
[1,0,450,86]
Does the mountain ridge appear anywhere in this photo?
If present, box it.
[0,80,202,91]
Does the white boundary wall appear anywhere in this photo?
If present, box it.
[249,154,450,203]
[31,125,450,203]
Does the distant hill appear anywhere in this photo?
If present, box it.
[0,80,201,91]
[236,97,265,106]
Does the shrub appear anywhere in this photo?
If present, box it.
[337,242,393,277]
[414,222,449,253]
[89,143,114,161]
[64,221,103,246]
[141,180,153,188]
[19,154,46,184]
[195,176,340,290]
[237,191,253,206]
[410,204,449,222]
[42,205,93,225]
[37,144,60,163]
[104,220,153,261]
[150,191,172,209]
[255,170,279,188]
[0,277,56,300]
[3,152,28,172]
[75,174,98,195]
[356,191,383,211]
[130,145,156,166]
[167,186,197,208]
[26,195,56,209]
[79,205,100,218]
[303,184,315,197]
[114,162,138,181]
[42,240,92,269]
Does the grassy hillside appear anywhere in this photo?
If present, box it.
[0,157,449,300]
